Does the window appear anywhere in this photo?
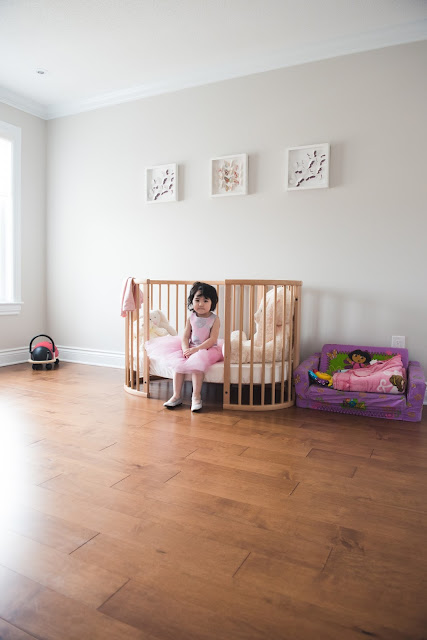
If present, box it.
[0,121,22,315]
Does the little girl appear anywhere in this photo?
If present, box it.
[144,282,223,412]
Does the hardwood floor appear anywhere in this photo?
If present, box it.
[0,362,426,640]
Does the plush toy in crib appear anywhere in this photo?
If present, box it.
[135,309,177,341]
[149,310,177,337]
[229,286,291,363]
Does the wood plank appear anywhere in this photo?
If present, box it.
[2,504,98,554]
[145,481,298,531]
[0,567,149,640]
[23,439,136,477]
[0,529,128,608]
[186,446,293,478]
[0,618,38,639]
[140,416,314,456]
[294,470,427,514]
[166,458,298,509]
[289,482,427,536]
[100,577,268,640]
[18,484,151,542]
[72,529,249,585]
[242,446,358,479]
[0,565,43,625]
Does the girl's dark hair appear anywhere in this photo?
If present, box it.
[187,282,218,312]
[348,349,370,362]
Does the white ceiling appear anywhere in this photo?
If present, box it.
[1,0,427,119]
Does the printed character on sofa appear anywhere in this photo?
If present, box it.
[294,343,426,422]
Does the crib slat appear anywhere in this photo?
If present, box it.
[223,283,232,406]
[125,311,130,387]
[280,286,286,404]
[260,285,267,406]
[135,285,140,389]
[271,286,277,405]
[292,285,301,402]
[294,285,301,368]
[249,284,255,406]
[167,285,170,321]
[288,287,295,400]
[130,307,135,390]
[142,280,150,396]
[217,283,221,321]
[237,284,244,406]
[232,285,236,332]
[175,284,179,331]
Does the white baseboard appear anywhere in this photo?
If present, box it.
[0,347,28,367]
[0,346,125,369]
[57,346,125,369]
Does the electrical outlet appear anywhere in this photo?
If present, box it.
[391,336,405,348]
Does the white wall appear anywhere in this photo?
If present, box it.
[0,103,46,355]
[46,41,427,371]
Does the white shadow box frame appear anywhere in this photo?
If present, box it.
[210,154,248,197]
[287,143,330,190]
[145,163,178,203]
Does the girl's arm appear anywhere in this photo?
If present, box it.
[184,317,220,356]
[181,318,191,352]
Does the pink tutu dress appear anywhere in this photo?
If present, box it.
[144,311,223,373]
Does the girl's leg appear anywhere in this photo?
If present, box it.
[172,372,185,399]
[191,372,204,411]
[164,372,184,408]
[192,372,204,399]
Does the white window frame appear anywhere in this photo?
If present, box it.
[0,121,22,315]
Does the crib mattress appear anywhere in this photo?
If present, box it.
[145,357,288,385]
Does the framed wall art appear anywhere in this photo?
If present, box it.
[210,154,248,197]
[286,143,330,190]
[145,163,178,203]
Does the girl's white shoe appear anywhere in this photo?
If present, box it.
[163,397,182,408]
[191,397,203,412]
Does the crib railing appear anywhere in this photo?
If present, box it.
[223,280,301,410]
[125,279,224,396]
[124,278,302,411]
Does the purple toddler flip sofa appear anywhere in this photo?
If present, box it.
[294,343,426,422]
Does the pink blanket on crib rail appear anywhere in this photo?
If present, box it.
[332,355,406,394]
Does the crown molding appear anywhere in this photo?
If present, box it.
[0,87,48,119]
[2,20,427,121]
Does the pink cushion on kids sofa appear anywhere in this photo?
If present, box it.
[319,344,409,375]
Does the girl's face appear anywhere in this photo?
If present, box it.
[193,292,212,317]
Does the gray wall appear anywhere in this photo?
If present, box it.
[0,103,46,352]
[3,40,427,375]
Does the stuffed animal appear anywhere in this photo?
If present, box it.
[228,287,291,363]
[149,309,177,336]
[253,286,291,346]
[134,308,177,345]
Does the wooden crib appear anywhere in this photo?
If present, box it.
[124,279,302,411]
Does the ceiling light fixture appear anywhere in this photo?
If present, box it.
[36,69,46,75]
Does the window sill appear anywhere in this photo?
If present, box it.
[0,302,23,315]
